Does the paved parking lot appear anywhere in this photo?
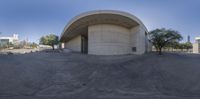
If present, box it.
[0,52,200,99]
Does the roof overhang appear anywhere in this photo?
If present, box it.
[60,10,148,42]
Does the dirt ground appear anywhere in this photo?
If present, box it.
[0,49,39,54]
[0,51,200,99]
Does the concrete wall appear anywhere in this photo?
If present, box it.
[130,26,146,54]
[64,35,81,52]
[88,24,131,55]
[63,24,149,55]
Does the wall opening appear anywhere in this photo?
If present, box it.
[81,35,88,54]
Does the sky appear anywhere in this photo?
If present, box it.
[0,0,200,43]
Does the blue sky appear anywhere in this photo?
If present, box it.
[0,0,200,43]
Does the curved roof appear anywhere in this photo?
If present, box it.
[60,10,148,42]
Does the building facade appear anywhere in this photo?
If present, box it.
[193,37,200,53]
[60,10,151,55]
[0,34,19,46]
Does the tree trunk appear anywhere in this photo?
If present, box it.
[52,44,54,50]
[158,48,162,55]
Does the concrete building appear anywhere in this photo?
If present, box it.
[0,34,19,46]
[193,37,200,53]
[60,10,151,55]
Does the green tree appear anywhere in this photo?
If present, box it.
[185,42,193,51]
[165,41,179,51]
[29,42,38,48]
[39,34,59,50]
[180,42,193,51]
[178,43,185,51]
[149,28,183,55]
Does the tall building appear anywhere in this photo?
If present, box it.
[187,35,191,42]
[0,34,19,46]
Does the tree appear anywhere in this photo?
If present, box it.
[185,42,193,51]
[39,34,59,50]
[149,28,183,55]
[29,42,38,48]
[178,43,185,51]
[180,42,193,51]
[164,41,179,51]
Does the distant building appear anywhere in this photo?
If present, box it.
[187,35,191,42]
[0,34,19,46]
[193,37,200,53]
